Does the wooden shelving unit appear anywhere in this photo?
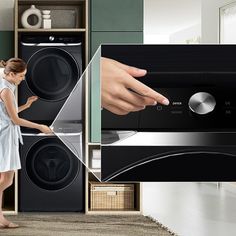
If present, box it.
[14,0,88,57]
[85,171,142,215]
[13,0,88,215]
[17,28,86,32]
[2,175,18,215]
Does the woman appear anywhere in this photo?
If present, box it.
[0,58,52,228]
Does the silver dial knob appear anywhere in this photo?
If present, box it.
[49,36,54,41]
[188,92,216,115]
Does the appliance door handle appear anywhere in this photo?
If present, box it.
[103,132,236,146]
[21,42,82,46]
[102,130,137,145]
[22,132,82,137]
[22,133,55,137]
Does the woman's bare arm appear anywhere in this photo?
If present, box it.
[0,89,51,133]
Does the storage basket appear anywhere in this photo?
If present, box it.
[90,182,134,210]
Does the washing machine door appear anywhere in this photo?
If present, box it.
[26,137,80,190]
[26,47,79,101]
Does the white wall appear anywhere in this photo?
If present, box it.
[0,0,14,30]
[169,23,201,43]
[201,0,236,43]
[144,0,201,43]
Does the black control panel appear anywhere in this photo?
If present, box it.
[21,34,82,44]
[138,72,236,131]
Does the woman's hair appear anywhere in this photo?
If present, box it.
[0,58,27,75]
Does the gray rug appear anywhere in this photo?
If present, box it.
[0,213,178,236]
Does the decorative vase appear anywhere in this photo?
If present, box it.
[21,5,42,29]
[42,10,51,29]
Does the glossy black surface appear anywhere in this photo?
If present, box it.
[102,45,236,131]
[26,48,79,101]
[101,45,236,73]
[19,135,84,212]
[102,145,236,181]
[101,45,236,181]
[19,34,83,122]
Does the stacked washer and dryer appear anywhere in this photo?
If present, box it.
[18,34,84,212]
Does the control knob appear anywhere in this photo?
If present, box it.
[188,92,216,115]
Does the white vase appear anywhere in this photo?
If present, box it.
[21,5,42,29]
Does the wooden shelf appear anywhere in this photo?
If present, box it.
[87,210,141,215]
[17,28,86,32]
[17,0,85,29]
[18,0,85,5]
[88,142,101,146]
[2,211,18,215]
[86,180,142,215]
[2,172,18,215]
[89,169,101,173]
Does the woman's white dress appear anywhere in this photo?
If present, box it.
[0,74,23,172]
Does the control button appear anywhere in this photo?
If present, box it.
[188,92,216,115]
[171,110,183,114]
[172,101,183,106]
[156,106,162,111]
[225,110,232,115]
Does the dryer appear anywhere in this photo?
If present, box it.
[18,34,83,124]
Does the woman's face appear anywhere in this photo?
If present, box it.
[10,69,27,85]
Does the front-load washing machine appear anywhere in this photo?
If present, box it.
[19,131,84,212]
[18,34,83,124]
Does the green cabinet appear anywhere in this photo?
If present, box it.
[90,47,101,143]
[91,0,143,31]
[89,0,143,143]
[0,31,14,60]
[91,32,143,56]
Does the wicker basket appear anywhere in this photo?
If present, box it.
[90,182,134,210]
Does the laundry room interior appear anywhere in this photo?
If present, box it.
[1,0,236,236]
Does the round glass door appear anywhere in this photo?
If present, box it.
[26,48,79,101]
[26,138,80,190]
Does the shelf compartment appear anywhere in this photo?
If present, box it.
[87,210,141,215]
[17,1,85,29]
[18,0,85,4]
[3,178,16,214]
[17,28,86,32]
[88,182,142,212]
[88,145,101,170]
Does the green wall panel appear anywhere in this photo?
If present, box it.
[90,48,101,143]
[0,31,14,60]
[89,0,143,143]
[91,0,143,31]
[91,31,143,57]
[89,32,143,143]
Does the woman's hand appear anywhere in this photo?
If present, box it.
[101,57,169,115]
[18,96,39,113]
[38,125,53,134]
[1,89,53,132]
[26,96,38,108]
